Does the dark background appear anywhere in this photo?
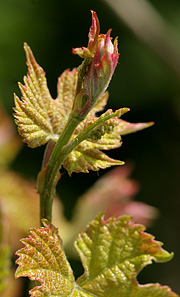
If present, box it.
[0,0,180,294]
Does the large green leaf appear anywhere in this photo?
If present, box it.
[15,216,178,297]
[75,214,177,297]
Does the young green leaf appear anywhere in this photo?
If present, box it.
[63,92,153,174]
[14,43,78,148]
[14,45,153,174]
[75,214,177,297]
[15,216,178,297]
[15,220,76,297]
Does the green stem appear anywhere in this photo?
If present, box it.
[38,57,92,223]
[39,115,81,222]
[41,140,56,168]
[56,109,128,166]
[38,108,128,222]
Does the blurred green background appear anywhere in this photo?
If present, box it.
[0,0,180,294]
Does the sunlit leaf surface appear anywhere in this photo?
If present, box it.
[14,43,77,148]
[75,214,177,297]
[63,92,153,174]
[16,216,178,297]
[16,220,76,297]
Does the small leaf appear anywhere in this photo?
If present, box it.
[63,91,152,174]
[63,107,127,174]
[117,119,154,135]
[63,138,124,174]
[15,220,76,297]
[14,43,78,148]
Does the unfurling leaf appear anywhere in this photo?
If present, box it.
[63,92,153,174]
[14,43,78,148]
[73,11,119,108]
[15,216,178,297]
[14,44,152,174]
